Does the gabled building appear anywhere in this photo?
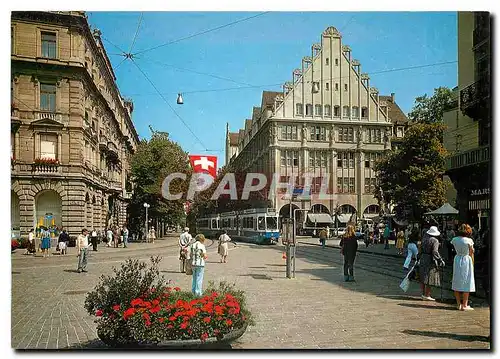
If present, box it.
[225,26,408,223]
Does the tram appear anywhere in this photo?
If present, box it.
[196,208,280,244]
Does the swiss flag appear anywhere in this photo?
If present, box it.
[189,155,217,179]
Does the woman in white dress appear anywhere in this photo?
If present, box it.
[451,224,475,311]
[218,230,231,263]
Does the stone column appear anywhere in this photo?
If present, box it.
[57,134,62,161]
[34,132,40,159]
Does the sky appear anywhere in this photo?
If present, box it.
[87,11,458,161]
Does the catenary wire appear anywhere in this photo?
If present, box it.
[132,12,271,56]
[128,12,144,55]
[129,57,208,149]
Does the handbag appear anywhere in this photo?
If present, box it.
[185,260,193,275]
[399,276,410,292]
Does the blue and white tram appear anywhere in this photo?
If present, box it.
[197,208,280,245]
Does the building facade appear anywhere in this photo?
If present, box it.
[443,12,491,227]
[226,26,407,222]
[11,11,140,240]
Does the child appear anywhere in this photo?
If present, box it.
[58,240,67,255]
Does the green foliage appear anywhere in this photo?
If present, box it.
[128,132,191,233]
[407,87,454,124]
[375,122,448,222]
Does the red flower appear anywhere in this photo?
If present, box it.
[112,304,121,311]
[214,305,224,315]
[95,309,103,317]
[123,307,136,320]
[159,318,165,323]
[168,316,176,322]
[203,317,211,323]
[131,298,143,307]
[144,301,152,308]
[142,313,151,321]
[180,322,189,329]
[200,333,209,342]
[225,319,233,326]
[150,306,161,313]
[167,325,174,329]
[216,316,223,321]
[174,287,181,291]
[152,299,160,306]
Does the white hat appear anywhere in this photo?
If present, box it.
[426,226,441,237]
[184,227,189,232]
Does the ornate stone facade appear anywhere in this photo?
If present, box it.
[11,11,139,240]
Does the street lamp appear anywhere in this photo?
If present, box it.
[143,202,150,242]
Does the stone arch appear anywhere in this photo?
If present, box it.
[310,203,330,214]
[32,180,67,201]
[363,204,380,217]
[35,189,62,229]
[279,203,300,219]
[338,204,357,224]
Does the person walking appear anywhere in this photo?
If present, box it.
[40,226,51,258]
[179,227,193,273]
[77,228,89,273]
[148,226,156,244]
[58,228,69,255]
[319,227,327,249]
[188,234,208,296]
[340,224,358,282]
[383,224,390,250]
[218,230,232,263]
[396,229,405,255]
[404,227,420,270]
[451,224,475,311]
[418,226,445,301]
[25,229,35,255]
[106,228,113,247]
[122,225,129,248]
[90,229,98,251]
[113,226,120,248]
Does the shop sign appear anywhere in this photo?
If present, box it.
[470,188,490,196]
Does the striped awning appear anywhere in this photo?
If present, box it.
[469,199,490,210]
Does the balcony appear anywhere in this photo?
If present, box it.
[446,145,490,171]
[109,180,122,192]
[35,110,63,122]
[460,77,490,120]
[31,162,61,174]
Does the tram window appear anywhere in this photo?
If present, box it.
[211,219,217,229]
[266,217,278,230]
[258,217,265,230]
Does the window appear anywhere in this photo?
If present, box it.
[325,82,330,91]
[310,126,326,141]
[305,104,313,116]
[364,177,371,193]
[361,107,368,118]
[40,133,57,160]
[335,83,339,91]
[258,217,265,230]
[349,177,355,193]
[41,32,57,59]
[335,58,339,66]
[281,125,298,140]
[312,177,322,194]
[334,106,340,117]
[348,152,354,168]
[343,106,350,118]
[348,128,354,143]
[344,83,348,91]
[337,177,342,193]
[40,83,56,112]
[376,129,382,143]
[324,105,331,116]
[343,177,349,193]
[296,103,303,115]
[315,104,322,116]
[352,106,359,118]
[280,152,286,166]
[325,58,329,66]
[293,151,299,167]
[321,152,327,168]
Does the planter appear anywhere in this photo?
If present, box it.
[97,322,248,349]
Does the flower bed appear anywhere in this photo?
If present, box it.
[85,257,253,347]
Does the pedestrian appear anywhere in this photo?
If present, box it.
[77,228,89,273]
[122,225,129,248]
[218,230,232,263]
[58,228,69,255]
[148,226,156,244]
[404,227,420,270]
[40,226,51,258]
[90,228,98,251]
[418,226,445,301]
[25,229,35,255]
[318,227,327,249]
[373,226,379,244]
[396,229,405,255]
[340,224,358,282]
[451,224,475,311]
[113,226,120,248]
[384,224,390,250]
[187,234,208,296]
[179,227,193,273]
[106,228,113,247]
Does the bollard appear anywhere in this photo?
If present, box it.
[286,244,292,278]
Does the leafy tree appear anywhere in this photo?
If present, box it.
[407,86,454,124]
[128,132,191,236]
[375,122,448,223]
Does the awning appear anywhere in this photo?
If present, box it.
[424,203,459,216]
[337,214,352,223]
[307,213,333,224]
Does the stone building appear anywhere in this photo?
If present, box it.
[443,12,491,226]
[225,26,408,223]
[11,11,139,240]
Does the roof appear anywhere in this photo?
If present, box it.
[244,119,252,132]
[379,95,409,124]
[261,91,281,110]
[252,106,261,121]
[228,132,239,146]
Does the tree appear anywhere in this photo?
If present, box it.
[407,87,454,124]
[128,132,191,236]
[375,122,448,223]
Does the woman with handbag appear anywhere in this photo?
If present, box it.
[218,230,231,263]
[340,224,358,282]
[188,234,208,296]
[418,226,445,301]
[451,224,476,311]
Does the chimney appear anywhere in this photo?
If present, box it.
[391,93,395,102]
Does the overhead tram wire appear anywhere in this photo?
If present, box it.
[132,12,270,57]
[101,36,128,57]
[128,12,144,55]
[129,57,208,150]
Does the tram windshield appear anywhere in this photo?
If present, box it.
[266,217,278,230]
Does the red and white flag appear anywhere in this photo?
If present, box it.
[189,155,217,179]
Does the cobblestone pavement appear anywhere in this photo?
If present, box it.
[11,236,490,350]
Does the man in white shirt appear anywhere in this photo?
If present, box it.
[188,234,207,296]
[77,228,89,273]
[179,227,192,273]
